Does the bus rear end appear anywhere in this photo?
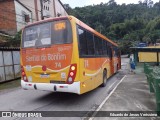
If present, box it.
[21,17,80,94]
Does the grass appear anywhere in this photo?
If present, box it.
[0,79,21,91]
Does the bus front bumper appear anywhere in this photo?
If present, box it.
[21,80,80,94]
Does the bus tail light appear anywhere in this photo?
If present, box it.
[21,66,28,82]
[66,64,77,84]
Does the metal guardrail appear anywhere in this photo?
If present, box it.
[144,63,160,116]
[0,47,20,83]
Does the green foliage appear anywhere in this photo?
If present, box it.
[0,34,12,47]
[67,1,160,54]
[9,30,22,47]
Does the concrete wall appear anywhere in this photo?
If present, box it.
[0,0,17,35]
[14,0,32,31]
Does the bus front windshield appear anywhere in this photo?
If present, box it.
[22,20,72,48]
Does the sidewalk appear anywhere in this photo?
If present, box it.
[94,61,158,120]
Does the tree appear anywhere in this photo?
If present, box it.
[9,30,22,47]
[67,1,160,54]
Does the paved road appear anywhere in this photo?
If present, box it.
[0,57,129,120]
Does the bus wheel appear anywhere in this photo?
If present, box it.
[101,70,107,87]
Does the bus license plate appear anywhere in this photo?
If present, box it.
[40,74,50,78]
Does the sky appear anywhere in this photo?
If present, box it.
[61,0,160,8]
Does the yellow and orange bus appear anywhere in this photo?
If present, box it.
[20,16,121,94]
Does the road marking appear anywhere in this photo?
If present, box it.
[107,81,117,91]
[88,75,127,120]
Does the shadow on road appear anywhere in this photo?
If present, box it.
[30,71,124,112]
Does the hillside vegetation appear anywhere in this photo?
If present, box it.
[65,0,160,54]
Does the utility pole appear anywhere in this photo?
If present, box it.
[40,0,44,20]
[53,0,56,17]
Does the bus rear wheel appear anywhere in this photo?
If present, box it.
[101,70,107,87]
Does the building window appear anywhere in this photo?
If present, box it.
[24,15,30,22]
[22,11,30,23]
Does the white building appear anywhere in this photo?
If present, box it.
[19,0,68,21]
[0,0,68,35]
[14,0,33,31]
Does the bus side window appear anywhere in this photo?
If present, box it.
[108,46,112,58]
[114,48,118,57]
[78,27,88,56]
[86,31,94,56]
[99,39,103,55]
[94,35,102,56]
[94,36,98,55]
[102,40,108,56]
[113,48,116,57]
[117,49,121,57]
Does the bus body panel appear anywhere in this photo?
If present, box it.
[21,16,121,94]
[79,57,112,94]
[21,44,73,83]
[69,17,80,82]
[21,80,80,94]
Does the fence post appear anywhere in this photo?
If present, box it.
[149,73,154,93]
[148,68,154,93]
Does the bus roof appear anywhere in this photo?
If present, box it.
[24,16,68,28]
[24,16,118,47]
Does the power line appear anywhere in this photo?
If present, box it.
[19,2,42,13]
